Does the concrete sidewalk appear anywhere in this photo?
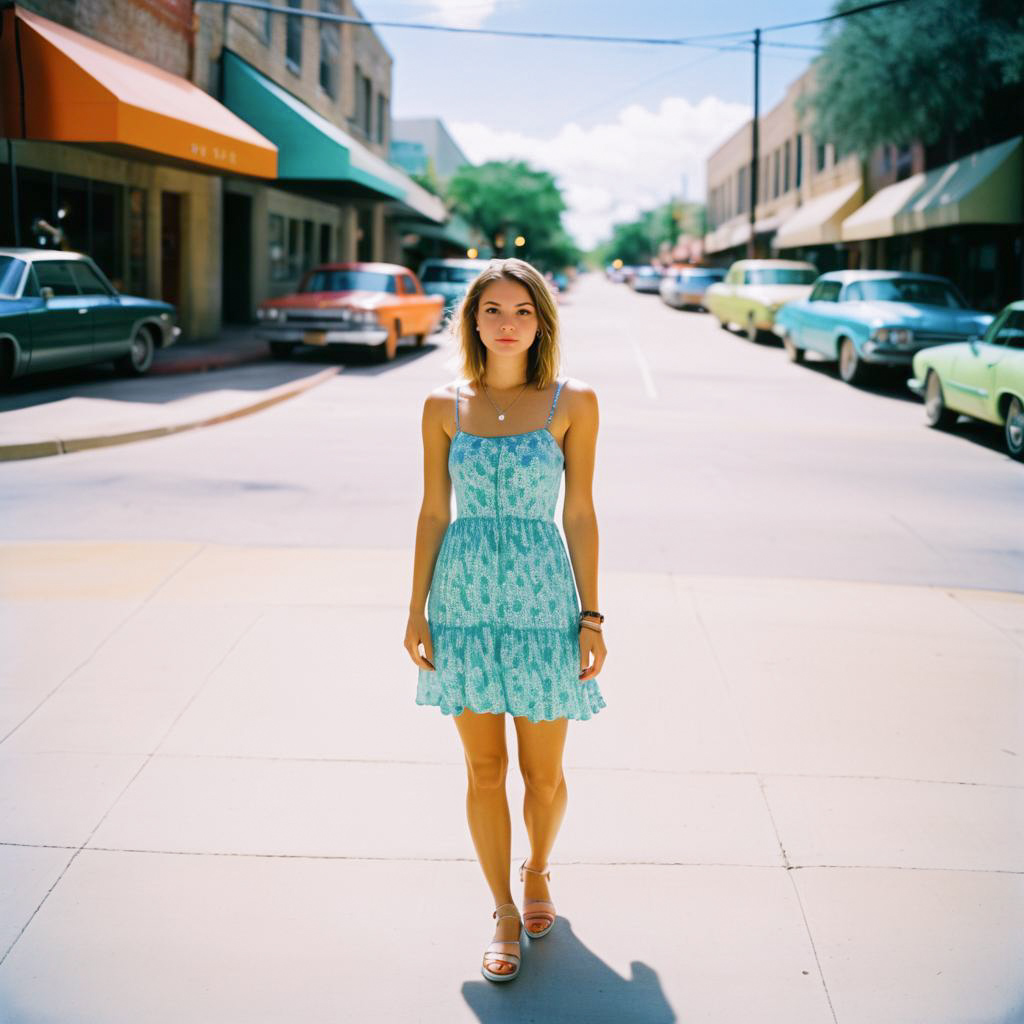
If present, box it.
[0,362,338,461]
[0,542,1021,1023]
[149,327,272,376]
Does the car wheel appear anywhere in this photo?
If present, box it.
[838,337,870,386]
[745,313,760,343]
[782,334,804,364]
[115,325,155,376]
[414,333,426,347]
[0,340,14,385]
[269,341,297,359]
[1004,396,1024,460]
[924,370,958,430]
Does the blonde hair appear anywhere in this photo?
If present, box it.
[451,258,562,389]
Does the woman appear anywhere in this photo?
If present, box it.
[404,257,608,983]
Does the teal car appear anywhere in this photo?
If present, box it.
[0,248,179,383]
[773,271,993,386]
[417,258,490,318]
[908,300,1024,461]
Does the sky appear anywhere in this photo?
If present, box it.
[359,0,840,249]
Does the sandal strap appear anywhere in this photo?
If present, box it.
[484,952,520,966]
[519,859,551,880]
[492,902,520,920]
[485,940,521,953]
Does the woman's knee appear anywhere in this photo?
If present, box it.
[466,752,509,791]
[522,768,565,805]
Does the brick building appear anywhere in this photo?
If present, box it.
[0,0,461,337]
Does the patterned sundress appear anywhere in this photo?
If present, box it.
[416,378,607,722]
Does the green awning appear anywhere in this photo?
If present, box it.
[221,50,445,223]
[396,213,473,248]
[842,135,1022,241]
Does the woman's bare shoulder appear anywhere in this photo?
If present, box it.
[559,377,598,413]
[422,381,464,425]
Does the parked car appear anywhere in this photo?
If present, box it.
[659,266,726,310]
[907,300,1024,460]
[705,259,818,341]
[0,248,179,383]
[257,262,444,362]
[773,270,994,386]
[631,266,663,294]
[418,258,490,318]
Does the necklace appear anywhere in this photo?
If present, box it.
[481,379,530,421]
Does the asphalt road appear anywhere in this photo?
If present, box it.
[1,273,1021,592]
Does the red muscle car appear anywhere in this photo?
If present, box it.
[256,262,444,362]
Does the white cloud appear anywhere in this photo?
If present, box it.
[392,0,501,30]
[450,95,751,249]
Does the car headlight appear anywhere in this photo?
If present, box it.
[872,327,913,345]
[354,310,377,325]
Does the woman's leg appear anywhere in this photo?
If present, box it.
[453,708,518,974]
[513,715,569,931]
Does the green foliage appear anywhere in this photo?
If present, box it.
[805,0,1024,154]
[592,200,705,266]
[446,160,578,271]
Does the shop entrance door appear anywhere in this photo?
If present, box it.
[160,192,182,310]
[222,191,252,323]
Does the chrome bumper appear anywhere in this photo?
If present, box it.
[907,376,925,396]
[257,326,389,345]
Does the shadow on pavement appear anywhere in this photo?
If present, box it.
[462,917,675,1023]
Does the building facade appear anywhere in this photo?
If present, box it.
[0,0,463,338]
[705,62,1023,310]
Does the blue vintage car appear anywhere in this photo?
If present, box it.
[772,271,994,386]
[0,248,179,383]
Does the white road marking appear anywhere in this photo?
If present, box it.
[631,339,658,400]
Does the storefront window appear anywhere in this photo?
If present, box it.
[319,0,340,98]
[319,223,331,262]
[269,213,288,281]
[303,218,315,273]
[286,0,303,71]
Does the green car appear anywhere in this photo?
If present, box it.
[908,300,1024,461]
[0,248,179,383]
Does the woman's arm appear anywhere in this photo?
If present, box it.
[561,383,607,682]
[405,392,452,669]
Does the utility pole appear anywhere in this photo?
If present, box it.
[747,27,760,259]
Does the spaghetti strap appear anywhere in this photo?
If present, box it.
[545,379,565,427]
[454,384,460,433]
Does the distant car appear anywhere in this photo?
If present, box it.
[257,262,444,362]
[908,300,1024,460]
[0,248,179,383]
[631,266,663,294]
[705,259,818,342]
[552,271,570,293]
[659,266,726,311]
[418,258,490,318]
[773,271,994,386]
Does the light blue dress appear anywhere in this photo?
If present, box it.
[416,379,607,722]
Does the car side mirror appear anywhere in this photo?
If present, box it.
[40,286,55,302]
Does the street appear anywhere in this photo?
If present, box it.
[1,273,1022,1023]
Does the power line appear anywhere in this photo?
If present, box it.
[197,0,919,49]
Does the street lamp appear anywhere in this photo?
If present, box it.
[467,247,478,258]
[514,235,526,248]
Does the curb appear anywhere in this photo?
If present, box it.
[0,366,339,462]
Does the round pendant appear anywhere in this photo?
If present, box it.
[498,414,505,421]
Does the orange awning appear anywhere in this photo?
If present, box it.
[0,6,277,178]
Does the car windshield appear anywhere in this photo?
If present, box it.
[301,270,396,293]
[856,277,965,308]
[745,267,816,285]
[421,265,480,284]
[0,256,26,298]
[678,271,722,284]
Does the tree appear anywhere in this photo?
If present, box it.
[446,160,577,270]
[804,0,1024,155]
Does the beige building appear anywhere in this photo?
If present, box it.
[1,0,453,339]
[705,66,862,271]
